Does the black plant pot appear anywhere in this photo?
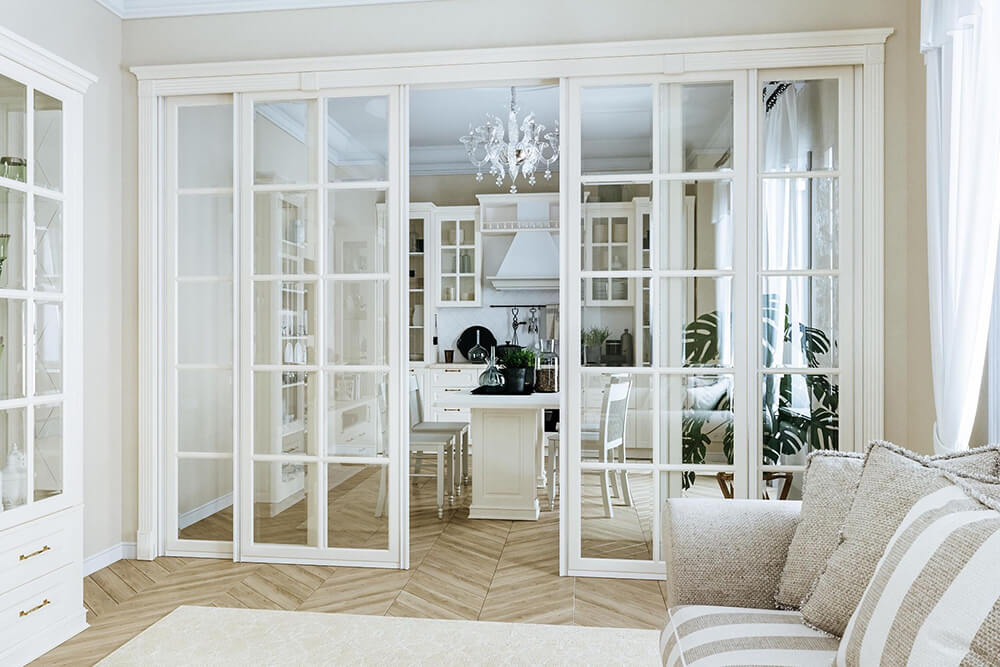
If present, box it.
[502,368,527,393]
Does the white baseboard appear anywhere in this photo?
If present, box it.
[178,493,233,530]
[84,541,138,576]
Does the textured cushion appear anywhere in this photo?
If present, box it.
[800,441,1000,636]
[662,499,801,609]
[836,475,1000,665]
[777,443,1000,613]
[660,605,839,667]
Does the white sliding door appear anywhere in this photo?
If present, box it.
[239,87,404,566]
[566,68,854,578]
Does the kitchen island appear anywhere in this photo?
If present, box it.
[433,391,560,520]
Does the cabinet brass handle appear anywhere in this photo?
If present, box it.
[444,388,460,392]
[19,599,51,617]
[444,369,460,373]
[19,545,51,561]
[443,408,460,412]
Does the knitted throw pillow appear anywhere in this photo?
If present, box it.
[775,444,1000,611]
[798,442,1000,636]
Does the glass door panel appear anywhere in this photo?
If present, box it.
[33,403,62,501]
[0,74,27,184]
[0,187,26,289]
[33,91,62,192]
[0,298,25,400]
[327,96,388,182]
[571,74,742,577]
[244,88,400,566]
[758,72,850,500]
[165,98,235,552]
[34,196,62,292]
[0,407,26,510]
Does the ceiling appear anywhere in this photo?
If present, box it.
[256,84,732,176]
[96,0,430,19]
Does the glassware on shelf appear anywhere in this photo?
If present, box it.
[478,347,504,388]
[0,157,27,183]
[535,339,559,393]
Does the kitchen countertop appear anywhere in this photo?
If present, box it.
[433,390,560,409]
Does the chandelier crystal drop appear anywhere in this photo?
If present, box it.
[459,87,559,194]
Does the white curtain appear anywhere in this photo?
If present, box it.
[762,80,837,412]
[922,0,1000,454]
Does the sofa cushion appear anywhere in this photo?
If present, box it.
[776,444,1000,612]
[836,475,1000,666]
[800,442,1000,636]
[774,451,863,610]
[660,605,839,667]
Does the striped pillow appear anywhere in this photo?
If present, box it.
[836,475,1000,665]
[777,444,1000,611]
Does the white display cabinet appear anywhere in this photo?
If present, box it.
[0,27,91,666]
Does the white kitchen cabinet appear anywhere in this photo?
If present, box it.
[582,200,634,306]
[434,206,480,307]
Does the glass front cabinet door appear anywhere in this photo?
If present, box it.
[0,69,80,523]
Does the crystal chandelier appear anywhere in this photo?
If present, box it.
[459,87,559,194]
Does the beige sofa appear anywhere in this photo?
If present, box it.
[659,499,842,665]
[658,442,1000,666]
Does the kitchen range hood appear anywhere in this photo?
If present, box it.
[488,230,560,290]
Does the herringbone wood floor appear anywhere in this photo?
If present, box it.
[34,472,666,665]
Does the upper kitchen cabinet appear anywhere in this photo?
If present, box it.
[408,203,433,362]
[435,206,480,307]
[582,185,651,306]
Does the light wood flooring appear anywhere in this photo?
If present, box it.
[35,471,666,665]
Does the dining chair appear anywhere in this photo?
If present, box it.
[545,373,633,517]
[374,382,455,520]
[408,375,470,498]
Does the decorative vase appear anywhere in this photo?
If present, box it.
[478,347,504,388]
[2,443,27,510]
[502,367,527,393]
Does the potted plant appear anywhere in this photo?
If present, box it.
[499,347,536,393]
[582,327,609,365]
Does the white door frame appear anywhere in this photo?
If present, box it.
[134,29,890,572]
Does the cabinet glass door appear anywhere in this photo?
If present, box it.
[436,210,478,305]
[242,88,402,566]
[0,73,67,516]
[407,211,428,362]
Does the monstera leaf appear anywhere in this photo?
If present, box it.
[683,311,721,366]
[681,297,841,481]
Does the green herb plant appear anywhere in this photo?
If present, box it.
[499,347,537,369]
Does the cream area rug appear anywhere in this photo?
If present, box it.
[98,605,660,666]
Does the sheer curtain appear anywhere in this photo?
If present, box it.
[921,0,1000,454]
[762,83,815,411]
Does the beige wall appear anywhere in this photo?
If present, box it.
[113,0,932,544]
[0,0,125,559]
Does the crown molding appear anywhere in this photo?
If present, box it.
[96,0,433,19]
[0,24,97,92]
